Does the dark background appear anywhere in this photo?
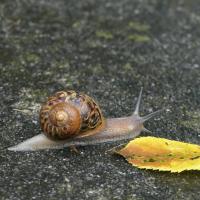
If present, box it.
[1,0,200,199]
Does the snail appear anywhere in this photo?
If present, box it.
[8,88,162,151]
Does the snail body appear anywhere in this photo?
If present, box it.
[8,88,162,151]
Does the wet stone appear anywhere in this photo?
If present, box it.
[1,0,200,199]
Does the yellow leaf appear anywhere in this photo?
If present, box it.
[116,136,200,173]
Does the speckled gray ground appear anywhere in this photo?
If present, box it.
[1,0,200,199]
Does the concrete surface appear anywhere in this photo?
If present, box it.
[0,0,200,199]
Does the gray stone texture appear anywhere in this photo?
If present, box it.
[1,0,200,199]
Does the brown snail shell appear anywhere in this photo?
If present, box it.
[39,90,104,140]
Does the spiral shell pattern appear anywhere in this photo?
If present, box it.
[40,90,104,140]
